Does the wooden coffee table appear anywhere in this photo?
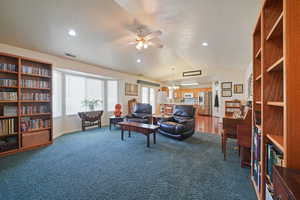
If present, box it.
[118,121,159,147]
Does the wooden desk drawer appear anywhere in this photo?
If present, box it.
[22,130,50,148]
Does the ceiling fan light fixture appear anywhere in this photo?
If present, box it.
[143,43,148,49]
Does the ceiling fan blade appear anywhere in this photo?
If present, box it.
[148,41,164,48]
[128,41,138,45]
[144,30,162,40]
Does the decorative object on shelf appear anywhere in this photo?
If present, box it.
[125,83,138,96]
[114,104,122,117]
[221,90,232,97]
[81,98,102,111]
[78,111,103,131]
[234,84,244,94]
[221,82,232,90]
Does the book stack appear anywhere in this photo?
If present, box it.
[21,92,50,101]
[21,79,50,89]
[22,65,50,76]
[0,118,16,135]
[0,92,17,100]
[252,124,262,190]
[0,79,17,87]
[0,63,17,72]
[3,106,17,116]
[266,144,283,181]
[20,117,50,132]
[21,105,49,114]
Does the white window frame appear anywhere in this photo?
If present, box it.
[140,85,157,114]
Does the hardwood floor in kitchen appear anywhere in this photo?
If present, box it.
[195,115,221,134]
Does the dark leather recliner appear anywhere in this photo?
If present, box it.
[125,103,152,124]
[158,105,195,140]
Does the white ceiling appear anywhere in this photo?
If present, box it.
[0,0,260,82]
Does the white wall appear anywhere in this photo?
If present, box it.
[0,43,160,138]
[211,69,247,118]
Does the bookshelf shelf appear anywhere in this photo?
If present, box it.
[255,75,262,81]
[256,101,262,104]
[0,52,52,157]
[255,48,262,59]
[21,87,50,91]
[21,73,51,79]
[0,70,18,74]
[266,134,284,152]
[267,101,284,107]
[0,115,18,119]
[267,57,284,72]
[266,12,283,41]
[22,127,51,134]
[21,113,51,117]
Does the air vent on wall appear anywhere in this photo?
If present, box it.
[182,70,202,77]
[65,53,76,58]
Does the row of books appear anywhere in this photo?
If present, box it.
[266,144,283,182]
[22,65,50,76]
[0,118,16,135]
[253,126,261,162]
[0,92,17,100]
[21,105,49,115]
[253,160,261,192]
[21,92,50,101]
[20,117,50,132]
[3,106,17,116]
[0,63,17,72]
[0,79,17,87]
[21,79,50,89]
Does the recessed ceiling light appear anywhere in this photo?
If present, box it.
[202,42,208,47]
[68,29,76,36]
[137,59,141,63]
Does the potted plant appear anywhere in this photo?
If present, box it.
[82,98,102,111]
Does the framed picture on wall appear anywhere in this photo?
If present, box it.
[221,82,232,90]
[222,90,232,97]
[125,83,138,96]
[234,84,244,94]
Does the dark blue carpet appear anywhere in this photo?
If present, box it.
[0,127,256,200]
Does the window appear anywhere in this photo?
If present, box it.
[86,78,104,110]
[141,86,156,114]
[107,80,118,111]
[52,70,62,117]
[66,75,86,115]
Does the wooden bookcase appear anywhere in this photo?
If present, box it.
[225,100,241,116]
[251,0,300,199]
[0,52,53,156]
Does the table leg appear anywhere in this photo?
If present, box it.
[147,135,150,147]
[153,132,156,144]
[121,128,124,140]
[128,129,131,137]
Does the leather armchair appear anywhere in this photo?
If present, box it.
[158,105,195,140]
[125,103,152,124]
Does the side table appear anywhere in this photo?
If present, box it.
[109,116,124,130]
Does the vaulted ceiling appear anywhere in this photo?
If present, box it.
[0,0,260,82]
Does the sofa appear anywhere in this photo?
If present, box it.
[125,103,152,124]
[158,105,195,140]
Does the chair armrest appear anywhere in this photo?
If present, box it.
[158,117,174,123]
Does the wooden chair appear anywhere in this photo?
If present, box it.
[221,108,252,161]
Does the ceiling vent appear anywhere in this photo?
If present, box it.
[182,70,202,77]
[65,53,76,58]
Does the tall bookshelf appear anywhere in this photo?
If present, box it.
[0,52,52,156]
[251,0,300,199]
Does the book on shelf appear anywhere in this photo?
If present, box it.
[0,79,17,87]
[21,92,50,101]
[3,106,17,116]
[21,105,49,115]
[20,117,50,132]
[21,79,50,89]
[266,144,283,182]
[0,118,16,135]
[0,92,17,100]
[22,65,50,76]
[0,63,17,72]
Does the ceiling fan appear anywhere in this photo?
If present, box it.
[128,28,164,50]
